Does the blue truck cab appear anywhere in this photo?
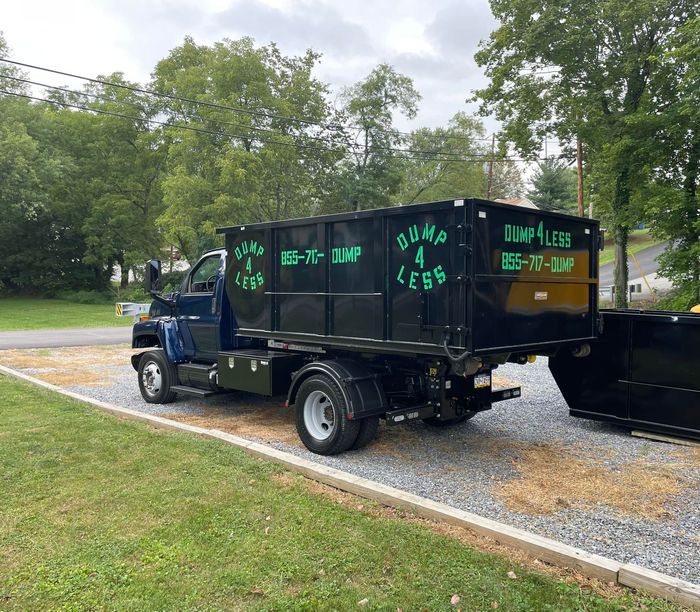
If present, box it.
[132,249,238,361]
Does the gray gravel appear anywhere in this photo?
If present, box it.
[18,350,700,585]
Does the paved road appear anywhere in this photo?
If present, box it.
[599,241,668,287]
[0,326,131,350]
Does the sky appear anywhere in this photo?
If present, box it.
[1,0,503,134]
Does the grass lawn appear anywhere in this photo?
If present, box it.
[0,298,133,330]
[598,229,664,266]
[0,377,678,611]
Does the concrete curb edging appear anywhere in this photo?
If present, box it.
[1,364,698,609]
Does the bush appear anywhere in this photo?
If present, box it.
[162,270,188,293]
[115,285,151,304]
[655,285,700,312]
[54,290,114,305]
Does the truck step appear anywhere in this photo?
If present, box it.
[170,385,218,398]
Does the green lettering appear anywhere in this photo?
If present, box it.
[422,223,435,242]
[415,245,424,269]
[397,233,408,251]
[409,271,418,289]
[422,271,433,290]
[434,265,446,285]
[397,265,406,284]
[435,229,447,245]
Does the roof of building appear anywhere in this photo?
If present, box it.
[494,197,538,210]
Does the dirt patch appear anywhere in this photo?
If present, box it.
[33,368,111,387]
[292,475,626,600]
[492,374,517,388]
[493,443,689,519]
[163,404,302,447]
[0,345,135,370]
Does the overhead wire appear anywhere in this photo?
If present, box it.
[0,57,503,144]
[0,58,566,163]
[1,74,501,159]
[1,87,560,163]
[0,57,340,130]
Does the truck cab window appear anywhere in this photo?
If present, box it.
[188,255,221,293]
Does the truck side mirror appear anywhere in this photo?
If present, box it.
[145,259,162,293]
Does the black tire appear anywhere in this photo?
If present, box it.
[422,412,477,427]
[137,350,177,404]
[295,374,361,455]
[351,416,380,450]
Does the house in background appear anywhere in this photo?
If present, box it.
[494,197,538,209]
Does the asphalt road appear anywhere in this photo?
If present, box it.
[599,241,668,287]
[0,326,131,350]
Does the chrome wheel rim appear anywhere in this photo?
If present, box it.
[141,361,162,397]
[303,390,335,440]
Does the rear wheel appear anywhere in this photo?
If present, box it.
[351,416,380,450]
[295,375,360,455]
[138,350,177,404]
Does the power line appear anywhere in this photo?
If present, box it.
[2,71,500,159]
[0,89,559,164]
[0,57,503,145]
[3,74,342,147]
[2,78,492,160]
[0,57,341,130]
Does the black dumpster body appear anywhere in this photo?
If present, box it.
[218,198,601,360]
[550,309,700,440]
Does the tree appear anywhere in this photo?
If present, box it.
[641,16,700,307]
[490,160,525,201]
[528,158,578,212]
[475,0,694,307]
[395,113,487,204]
[153,37,339,261]
[336,64,421,212]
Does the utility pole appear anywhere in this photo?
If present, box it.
[576,135,584,217]
[486,134,495,199]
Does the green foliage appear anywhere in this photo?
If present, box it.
[396,113,487,204]
[153,37,340,260]
[53,290,113,305]
[475,0,695,306]
[0,377,678,610]
[528,158,578,213]
[639,17,700,305]
[335,64,421,211]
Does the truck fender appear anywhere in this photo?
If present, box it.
[131,318,189,371]
[287,359,387,420]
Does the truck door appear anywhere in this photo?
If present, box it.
[177,253,224,359]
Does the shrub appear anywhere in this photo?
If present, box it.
[54,290,114,305]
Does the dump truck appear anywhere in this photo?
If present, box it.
[131,197,603,454]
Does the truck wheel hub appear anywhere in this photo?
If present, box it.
[304,390,335,440]
[142,362,162,396]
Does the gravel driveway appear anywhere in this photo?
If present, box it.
[2,344,699,585]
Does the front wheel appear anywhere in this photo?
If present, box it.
[295,375,361,455]
[137,350,177,404]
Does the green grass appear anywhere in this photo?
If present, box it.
[0,298,133,330]
[598,229,664,266]
[0,377,678,611]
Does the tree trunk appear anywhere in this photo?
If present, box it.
[612,168,631,308]
[116,252,129,289]
[613,225,629,308]
[576,136,584,217]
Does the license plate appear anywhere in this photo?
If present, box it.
[474,373,490,389]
